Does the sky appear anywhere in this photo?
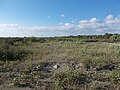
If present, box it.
[0,0,120,37]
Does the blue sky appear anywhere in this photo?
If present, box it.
[0,0,120,37]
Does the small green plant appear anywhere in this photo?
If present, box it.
[111,70,120,84]
[52,70,87,90]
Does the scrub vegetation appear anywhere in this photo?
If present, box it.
[0,33,120,90]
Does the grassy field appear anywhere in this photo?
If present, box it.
[0,34,120,90]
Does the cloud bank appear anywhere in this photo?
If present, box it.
[0,15,120,37]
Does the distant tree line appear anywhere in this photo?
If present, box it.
[0,33,119,43]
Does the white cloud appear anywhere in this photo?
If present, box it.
[105,15,113,21]
[77,15,120,34]
[65,23,70,26]
[0,15,120,37]
[60,14,65,17]
[79,20,89,24]
[105,15,120,24]
[0,24,19,28]
[90,18,99,23]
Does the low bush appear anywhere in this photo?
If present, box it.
[0,41,30,61]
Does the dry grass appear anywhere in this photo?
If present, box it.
[0,39,120,90]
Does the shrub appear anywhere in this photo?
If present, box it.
[0,40,30,61]
[0,47,29,61]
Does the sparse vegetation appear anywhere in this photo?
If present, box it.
[0,33,119,90]
[53,70,88,90]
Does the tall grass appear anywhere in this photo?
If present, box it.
[0,39,30,61]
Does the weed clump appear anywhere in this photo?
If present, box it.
[110,70,120,84]
[0,39,30,61]
[52,70,88,90]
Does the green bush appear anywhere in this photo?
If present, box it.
[0,40,30,61]
[0,47,29,61]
